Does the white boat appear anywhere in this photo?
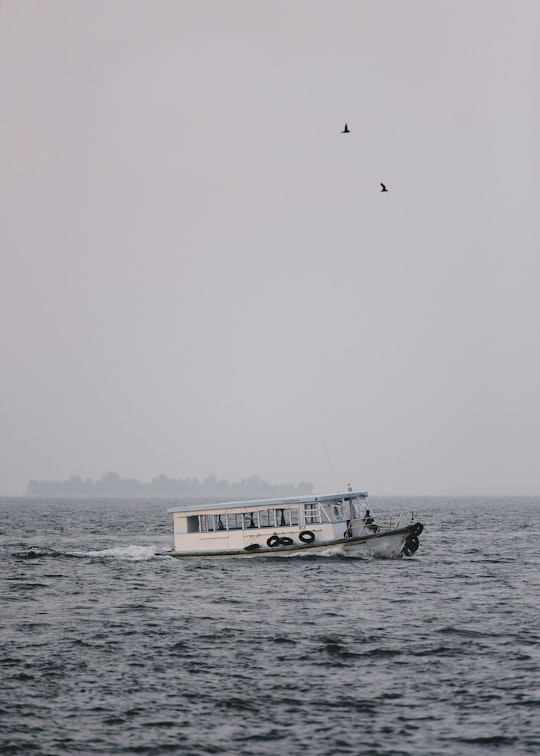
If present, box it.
[158,490,424,558]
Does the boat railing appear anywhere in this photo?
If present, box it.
[374,510,418,530]
[348,510,417,535]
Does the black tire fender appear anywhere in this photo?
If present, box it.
[404,533,419,555]
[278,537,294,546]
[299,530,315,544]
[267,535,280,548]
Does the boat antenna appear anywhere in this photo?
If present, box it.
[322,440,339,490]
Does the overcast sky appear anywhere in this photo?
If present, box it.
[1,1,539,496]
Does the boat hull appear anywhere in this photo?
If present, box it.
[159,524,420,559]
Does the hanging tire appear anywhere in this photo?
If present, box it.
[299,530,315,544]
[404,533,419,556]
[267,535,280,547]
[412,523,424,537]
[278,537,294,546]
[244,543,260,551]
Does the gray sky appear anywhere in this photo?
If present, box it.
[1,1,539,496]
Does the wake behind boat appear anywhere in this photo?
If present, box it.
[158,490,423,558]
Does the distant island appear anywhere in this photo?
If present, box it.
[26,472,313,498]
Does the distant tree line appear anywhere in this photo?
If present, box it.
[26,472,313,498]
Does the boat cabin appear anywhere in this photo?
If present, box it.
[167,491,369,554]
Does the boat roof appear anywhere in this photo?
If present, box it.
[167,490,368,514]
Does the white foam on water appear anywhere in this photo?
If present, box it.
[319,545,347,557]
[286,545,347,558]
[75,545,160,561]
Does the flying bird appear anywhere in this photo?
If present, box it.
[380,183,388,192]
[341,123,350,133]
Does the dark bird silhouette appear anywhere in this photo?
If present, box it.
[380,183,388,192]
[341,123,350,133]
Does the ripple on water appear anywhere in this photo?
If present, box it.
[1,496,539,755]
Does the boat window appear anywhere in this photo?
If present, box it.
[319,500,348,523]
[197,514,228,532]
[187,515,200,533]
[350,498,365,520]
[304,502,321,524]
[255,508,299,528]
[197,508,299,532]
[227,513,244,530]
[276,508,299,527]
[244,512,258,529]
[258,509,275,528]
[198,515,211,532]
[332,501,345,520]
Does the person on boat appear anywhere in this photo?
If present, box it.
[363,509,374,525]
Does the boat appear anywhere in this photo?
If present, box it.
[158,490,424,558]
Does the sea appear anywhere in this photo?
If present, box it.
[0,495,538,755]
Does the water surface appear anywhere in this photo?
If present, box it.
[1,496,538,754]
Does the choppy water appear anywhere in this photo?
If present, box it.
[1,496,538,755]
